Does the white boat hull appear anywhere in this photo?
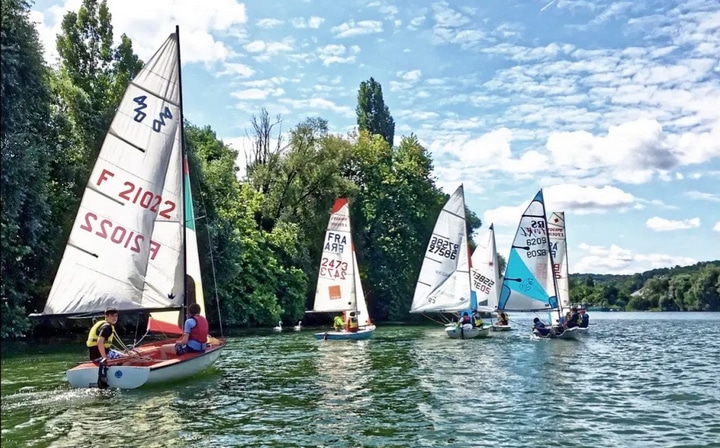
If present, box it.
[491,324,512,332]
[532,326,590,340]
[446,325,490,339]
[314,325,376,340]
[66,339,225,389]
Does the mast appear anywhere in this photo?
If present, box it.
[176,25,188,324]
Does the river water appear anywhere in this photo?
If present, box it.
[2,312,719,448]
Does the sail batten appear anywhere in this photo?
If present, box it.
[410,185,471,313]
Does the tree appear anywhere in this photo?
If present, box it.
[1,0,56,336]
[356,77,395,146]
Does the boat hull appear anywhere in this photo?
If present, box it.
[491,324,512,332]
[446,326,490,339]
[532,326,590,340]
[314,326,376,340]
[66,339,225,389]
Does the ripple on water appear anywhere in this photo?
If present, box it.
[2,313,720,447]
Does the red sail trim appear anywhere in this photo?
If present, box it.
[147,316,183,335]
[331,198,348,213]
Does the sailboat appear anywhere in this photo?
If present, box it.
[496,191,583,340]
[30,28,225,388]
[470,224,508,332]
[548,211,589,336]
[410,185,485,339]
[310,198,376,341]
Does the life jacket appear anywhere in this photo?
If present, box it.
[473,317,482,327]
[348,318,359,331]
[86,320,114,348]
[333,316,344,328]
[188,315,208,344]
[580,314,589,328]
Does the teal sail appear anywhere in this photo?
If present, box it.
[497,190,560,312]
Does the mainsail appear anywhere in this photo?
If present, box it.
[311,198,360,314]
[497,190,560,314]
[410,185,471,313]
[547,211,570,311]
[470,224,500,312]
[40,33,185,316]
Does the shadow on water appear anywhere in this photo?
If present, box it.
[2,313,720,447]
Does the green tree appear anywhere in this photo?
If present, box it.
[1,0,55,336]
[356,77,395,146]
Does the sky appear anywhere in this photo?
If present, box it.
[29,0,720,275]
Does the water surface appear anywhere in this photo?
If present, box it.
[2,312,719,447]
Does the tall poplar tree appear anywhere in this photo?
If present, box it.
[356,77,395,147]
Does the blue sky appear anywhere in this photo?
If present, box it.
[30,0,720,274]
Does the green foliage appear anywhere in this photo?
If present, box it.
[356,77,395,146]
[3,3,715,337]
[1,0,55,336]
[570,261,720,311]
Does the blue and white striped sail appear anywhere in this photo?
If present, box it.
[498,190,559,312]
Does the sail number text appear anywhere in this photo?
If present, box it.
[80,212,161,260]
[323,232,347,253]
[97,169,176,219]
[428,237,459,260]
[525,235,547,259]
[472,271,494,295]
[320,257,348,279]
[132,95,173,133]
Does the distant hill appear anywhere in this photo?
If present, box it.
[569,261,720,311]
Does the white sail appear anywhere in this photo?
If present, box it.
[547,211,570,311]
[410,185,471,313]
[312,198,358,313]
[41,34,185,316]
[353,251,371,327]
[470,224,500,312]
[497,190,559,312]
[148,157,206,334]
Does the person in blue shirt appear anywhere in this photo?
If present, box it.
[532,317,552,337]
[566,306,581,328]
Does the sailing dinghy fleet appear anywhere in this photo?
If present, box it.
[412,186,590,340]
[31,28,225,389]
[28,29,590,391]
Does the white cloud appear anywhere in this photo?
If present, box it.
[316,44,357,65]
[714,222,720,232]
[215,62,254,78]
[32,0,248,66]
[546,118,677,183]
[243,39,294,61]
[292,16,325,29]
[278,98,355,118]
[544,184,639,214]
[573,243,697,274]
[331,20,383,38]
[231,87,285,101]
[398,69,422,82]
[685,191,720,202]
[646,217,701,232]
[256,18,283,28]
[407,15,426,30]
